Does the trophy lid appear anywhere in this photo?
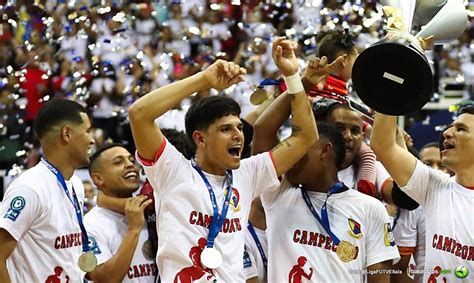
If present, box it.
[352,38,433,115]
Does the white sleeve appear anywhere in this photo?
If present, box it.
[136,138,191,195]
[365,202,401,267]
[243,244,259,280]
[260,177,291,210]
[0,184,43,241]
[392,208,418,248]
[240,152,280,199]
[401,160,451,206]
[84,220,113,265]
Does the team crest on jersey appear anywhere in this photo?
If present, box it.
[347,218,362,239]
[227,187,241,212]
[384,223,395,247]
[88,236,101,254]
[4,196,26,221]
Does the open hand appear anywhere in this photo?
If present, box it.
[303,56,344,90]
[271,37,299,77]
[202,59,246,90]
[125,195,152,231]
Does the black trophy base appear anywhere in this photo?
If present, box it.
[352,38,433,115]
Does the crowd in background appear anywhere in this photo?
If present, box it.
[0,0,473,182]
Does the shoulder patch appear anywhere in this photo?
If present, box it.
[243,246,252,268]
[4,196,26,221]
[88,236,102,254]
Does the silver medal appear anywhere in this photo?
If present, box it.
[200,247,222,269]
[78,251,97,272]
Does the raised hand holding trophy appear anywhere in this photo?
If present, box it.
[352,0,468,115]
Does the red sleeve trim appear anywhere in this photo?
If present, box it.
[137,138,167,166]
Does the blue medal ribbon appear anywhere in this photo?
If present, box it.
[41,158,91,253]
[247,222,268,271]
[300,182,345,245]
[191,158,233,248]
[258,78,282,88]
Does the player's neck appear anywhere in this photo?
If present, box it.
[303,173,340,193]
[194,153,227,176]
[43,153,75,180]
[455,171,474,189]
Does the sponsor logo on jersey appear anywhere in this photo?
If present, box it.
[4,196,26,221]
[347,218,362,239]
[384,223,395,247]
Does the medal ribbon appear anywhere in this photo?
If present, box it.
[247,222,268,271]
[41,158,91,253]
[300,182,345,245]
[258,78,282,87]
[191,158,233,248]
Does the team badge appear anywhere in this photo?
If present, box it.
[227,188,241,212]
[243,246,252,268]
[4,196,26,221]
[88,236,101,254]
[347,218,362,239]
[384,223,396,247]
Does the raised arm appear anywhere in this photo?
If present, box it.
[262,38,318,177]
[128,60,246,160]
[370,113,417,187]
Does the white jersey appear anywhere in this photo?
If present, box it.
[401,160,474,283]
[137,139,279,282]
[392,206,426,283]
[84,207,157,282]
[243,224,268,282]
[0,162,85,282]
[262,179,400,283]
[338,161,390,193]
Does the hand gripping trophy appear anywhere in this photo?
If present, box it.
[352,0,468,115]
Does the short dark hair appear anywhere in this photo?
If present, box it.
[313,101,352,122]
[316,29,357,64]
[184,96,241,144]
[317,122,346,170]
[34,98,87,139]
[162,128,195,159]
[89,142,124,174]
[459,105,474,115]
[420,142,439,152]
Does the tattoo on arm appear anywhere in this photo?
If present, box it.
[272,140,291,151]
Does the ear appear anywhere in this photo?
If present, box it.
[192,131,206,147]
[340,54,349,67]
[91,172,104,187]
[60,125,73,142]
[320,142,333,160]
